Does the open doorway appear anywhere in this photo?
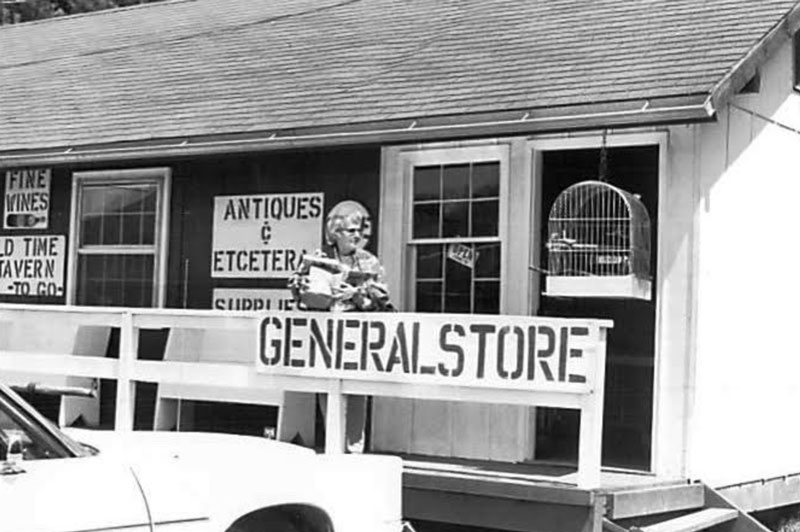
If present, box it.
[534,145,659,471]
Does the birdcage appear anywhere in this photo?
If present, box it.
[545,180,651,299]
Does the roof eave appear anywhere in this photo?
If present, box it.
[708,1,800,112]
[0,96,714,168]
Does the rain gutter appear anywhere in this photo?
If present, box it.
[0,97,715,168]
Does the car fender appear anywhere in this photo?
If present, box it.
[65,429,403,532]
[209,453,403,532]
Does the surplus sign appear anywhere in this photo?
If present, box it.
[211,193,324,279]
[256,312,610,392]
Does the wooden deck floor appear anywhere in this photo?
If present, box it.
[395,455,687,532]
[401,454,677,491]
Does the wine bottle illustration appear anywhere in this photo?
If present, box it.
[5,214,46,228]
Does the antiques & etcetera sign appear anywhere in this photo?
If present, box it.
[211,193,324,278]
[0,235,65,297]
[4,168,51,230]
[256,312,608,392]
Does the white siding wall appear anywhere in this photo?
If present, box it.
[688,39,800,486]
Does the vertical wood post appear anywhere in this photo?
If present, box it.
[115,311,137,432]
[325,380,345,454]
[577,326,608,488]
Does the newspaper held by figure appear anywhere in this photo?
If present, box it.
[289,253,389,311]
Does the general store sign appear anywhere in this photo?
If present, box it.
[211,193,324,279]
[0,235,65,297]
[256,312,611,393]
[4,168,50,230]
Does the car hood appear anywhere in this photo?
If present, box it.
[63,428,314,463]
[63,428,324,528]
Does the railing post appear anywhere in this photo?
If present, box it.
[577,326,608,489]
[577,395,603,488]
[324,379,345,454]
[115,311,137,432]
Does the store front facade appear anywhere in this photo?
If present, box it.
[0,131,670,475]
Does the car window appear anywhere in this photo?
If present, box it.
[0,404,62,460]
[0,389,77,461]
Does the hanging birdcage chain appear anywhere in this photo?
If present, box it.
[598,129,609,182]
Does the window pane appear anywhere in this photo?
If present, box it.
[78,280,103,306]
[84,253,105,279]
[416,244,442,279]
[76,254,154,307]
[81,188,106,215]
[444,291,471,313]
[81,185,158,246]
[414,166,441,201]
[121,214,143,245]
[0,401,62,460]
[442,201,469,238]
[444,255,472,313]
[472,162,500,199]
[475,242,500,278]
[141,214,156,245]
[123,281,148,308]
[121,188,141,214]
[413,203,440,239]
[101,214,121,245]
[416,281,442,312]
[127,254,147,279]
[471,200,498,237]
[474,281,500,314]
[122,187,153,213]
[105,187,126,215]
[442,164,470,200]
[142,188,157,212]
[80,215,102,246]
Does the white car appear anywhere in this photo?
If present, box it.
[0,383,402,532]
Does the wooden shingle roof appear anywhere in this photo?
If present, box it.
[1,0,799,158]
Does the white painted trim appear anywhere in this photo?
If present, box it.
[528,130,668,151]
[528,130,669,474]
[652,131,670,476]
[379,146,406,309]
[380,141,512,312]
[677,124,703,479]
[66,179,80,305]
[157,170,172,309]
[67,167,171,308]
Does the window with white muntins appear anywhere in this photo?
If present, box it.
[380,144,511,314]
[68,168,170,307]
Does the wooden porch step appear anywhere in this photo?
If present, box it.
[631,508,738,532]
[607,483,705,519]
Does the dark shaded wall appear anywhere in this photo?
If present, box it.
[168,147,382,309]
[0,146,382,308]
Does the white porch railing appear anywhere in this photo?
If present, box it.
[0,303,611,488]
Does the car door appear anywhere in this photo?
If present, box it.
[0,388,152,532]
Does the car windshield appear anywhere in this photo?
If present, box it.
[0,384,89,460]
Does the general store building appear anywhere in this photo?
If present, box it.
[3,1,800,531]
